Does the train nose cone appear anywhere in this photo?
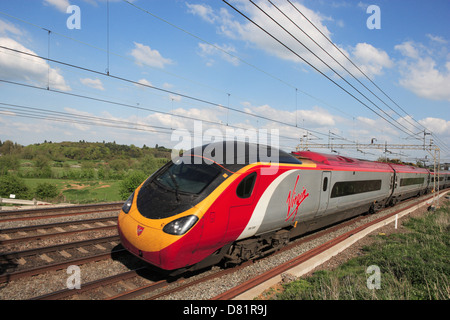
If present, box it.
[118,211,161,266]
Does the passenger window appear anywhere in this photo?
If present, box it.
[323,177,328,192]
[236,172,257,198]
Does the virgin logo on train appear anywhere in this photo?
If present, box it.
[286,174,309,222]
[137,225,145,236]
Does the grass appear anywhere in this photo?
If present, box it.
[272,200,450,300]
[23,178,122,204]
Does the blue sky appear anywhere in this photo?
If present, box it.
[0,0,449,163]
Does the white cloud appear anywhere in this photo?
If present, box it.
[198,42,240,66]
[137,78,152,86]
[80,78,104,90]
[419,117,450,135]
[395,41,420,59]
[134,78,153,90]
[130,42,173,69]
[0,37,71,91]
[357,2,370,10]
[395,41,450,101]
[351,42,393,78]
[426,34,447,44]
[356,116,399,139]
[43,0,70,13]
[0,19,23,37]
[169,95,182,102]
[186,3,217,24]
[243,103,336,128]
[187,1,392,78]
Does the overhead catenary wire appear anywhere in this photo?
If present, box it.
[247,0,420,139]
[221,1,412,138]
[0,6,379,145]
[125,0,448,155]
[0,44,333,141]
[221,1,450,159]
[118,1,357,120]
[0,80,304,145]
[0,4,447,156]
[0,102,173,134]
[0,101,300,152]
[285,0,449,152]
[267,0,424,136]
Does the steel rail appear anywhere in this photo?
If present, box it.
[31,267,149,300]
[0,248,125,284]
[0,216,117,245]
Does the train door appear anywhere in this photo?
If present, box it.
[316,171,331,217]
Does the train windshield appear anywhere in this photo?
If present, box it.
[155,158,221,194]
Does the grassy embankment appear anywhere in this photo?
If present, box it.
[22,178,122,204]
[269,199,450,300]
[0,141,171,204]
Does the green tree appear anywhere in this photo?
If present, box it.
[119,171,147,200]
[35,183,58,200]
[110,159,128,172]
[140,155,158,174]
[0,140,22,155]
[0,154,20,175]
[35,155,50,169]
[0,175,30,199]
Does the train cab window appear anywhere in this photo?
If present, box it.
[323,177,328,192]
[236,172,257,198]
[155,160,220,194]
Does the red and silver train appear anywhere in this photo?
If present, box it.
[118,141,449,273]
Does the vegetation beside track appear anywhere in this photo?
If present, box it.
[271,200,450,300]
[0,140,170,204]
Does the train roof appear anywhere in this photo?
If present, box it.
[183,141,302,170]
[291,151,389,171]
[293,151,436,174]
[387,162,429,174]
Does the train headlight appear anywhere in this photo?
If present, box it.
[163,215,198,235]
[122,192,134,214]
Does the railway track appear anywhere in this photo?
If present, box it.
[0,202,122,223]
[0,203,127,296]
[0,216,117,246]
[213,190,450,300]
[0,193,447,300]
[0,235,122,283]
[23,211,368,300]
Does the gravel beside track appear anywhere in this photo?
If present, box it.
[0,204,125,300]
[0,194,446,300]
[161,193,447,300]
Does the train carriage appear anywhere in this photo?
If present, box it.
[387,163,430,205]
[291,151,393,230]
[431,170,450,190]
[118,141,436,273]
[445,172,450,189]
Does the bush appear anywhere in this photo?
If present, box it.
[119,171,147,200]
[0,155,20,175]
[0,175,30,199]
[35,182,58,200]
